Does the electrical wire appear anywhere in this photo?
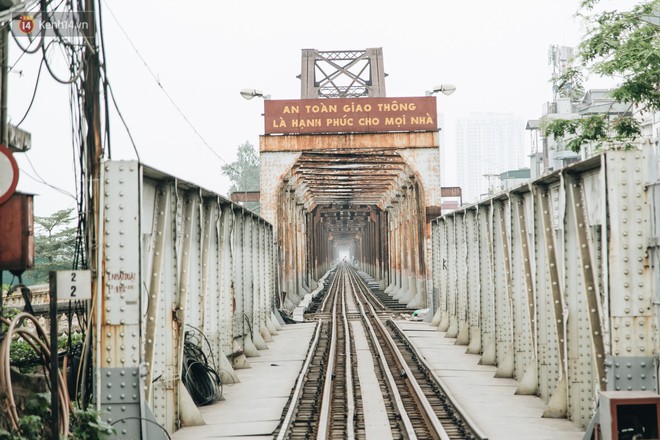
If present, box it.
[41,38,83,85]
[0,313,71,437]
[99,0,240,174]
[181,328,222,406]
[15,57,44,127]
[96,0,111,159]
[110,417,172,440]
[20,152,78,200]
[6,0,96,412]
[104,80,141,162]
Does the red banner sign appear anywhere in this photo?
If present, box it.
[264,96,437,135]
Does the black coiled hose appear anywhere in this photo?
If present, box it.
[181,328,222,406]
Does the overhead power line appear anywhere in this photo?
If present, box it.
[100,0,238,171]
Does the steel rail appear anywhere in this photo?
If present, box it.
[342,271,356,440]
[316,275,340,440]
[388,320,489,440]
[348,268,451,440]
[275,319,323,440]
[350,276,419,439]
[319,265,340,312]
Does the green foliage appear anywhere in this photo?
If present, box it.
[0,393,50,439]
[8,332,83,373]
[22,208,78,285]
[555,66,585,100]
[221,141,260,193]
[221,141,260,213]
[545,114,639,153]
[546,0,660,151]
[578,1,660,110]
[70,407,115,440]
[0,392,113,439]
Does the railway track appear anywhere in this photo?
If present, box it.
[274,263,484,440]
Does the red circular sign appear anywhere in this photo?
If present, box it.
[0,144,19,205]
[18,16,36,35]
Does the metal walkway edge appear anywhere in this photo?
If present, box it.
[171,323,318,440]
[395,320,586,440]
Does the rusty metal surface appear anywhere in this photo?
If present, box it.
[0,193,34,271]
[286,149,410,210]
[264,97,437,135]
[440,187,462,197]
[260,131,438,153]
[230,191,260,203]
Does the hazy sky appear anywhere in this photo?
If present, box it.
[9,0,602,215]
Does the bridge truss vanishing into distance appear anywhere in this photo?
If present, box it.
[3,47,660,440]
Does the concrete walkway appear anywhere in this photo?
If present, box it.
[172,322,317,440]
[171,318,587,440]
[395,320,586,440]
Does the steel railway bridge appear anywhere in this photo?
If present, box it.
[3,48,660,440]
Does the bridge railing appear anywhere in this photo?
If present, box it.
[430,150,659,429]
[96,160,279,435]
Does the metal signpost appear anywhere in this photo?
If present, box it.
[49,270,91,438]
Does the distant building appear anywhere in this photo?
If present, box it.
[530,45,645,174]
[525,119,543,180]
[455,113,526,203]
[500,168,531,191]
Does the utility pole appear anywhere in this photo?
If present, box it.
[1,25,8,146]
[82,0,102,412]
[83,2,102,296]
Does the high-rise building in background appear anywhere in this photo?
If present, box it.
[455,113,526,203]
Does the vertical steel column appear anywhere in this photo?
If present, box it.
[438,218,454,332]
[493,200,514,379]
[218,204,235,359]
[283,189,297,309]
[465,208,481,352]
[417,182,429,308]
[565,175,604,426]
[606,151,656,356]
[446,214,458,336]
[430,219,441,325]
[385,204,397,293]
[538,184,568,418]
[479,203,496,365]
[458,211,470,343]
[144,184,170,398]
[171,192,199,427]
[199,200,213,335]
[99,161,146,436]
[233,212,247,353]
[405,186,417,304]
[448,212,465,339]
[509,194,531,384]
[381,210,389,289]
[410,182,426,308]
[513,192,539,395]
[533,185,555,402]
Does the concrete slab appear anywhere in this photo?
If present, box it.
[351,321,393,440]
[394,320,586,440]
[172,322,317,439]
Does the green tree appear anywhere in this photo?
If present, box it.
[29,208,77,284]
[221,141,260,213]
[545,0,660,152]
